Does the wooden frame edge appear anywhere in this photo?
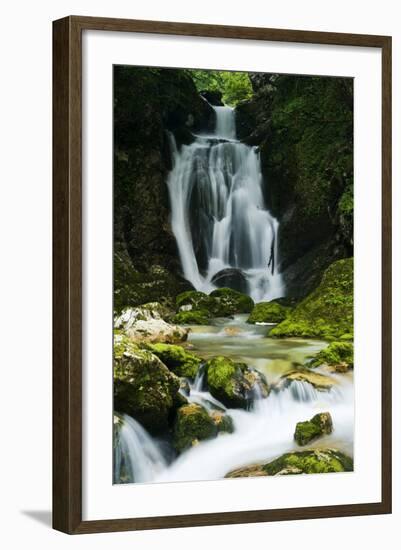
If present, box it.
[52,15,392,534]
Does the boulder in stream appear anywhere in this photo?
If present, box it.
[205,355,269,409]
[211,268,249,294]
[307,341,354,372]
[114,303,188,344]
[226,449,353,477]
[209,287,254,316]
[113,334,181,434]
[294,412,333,446]
[145,343,201,379]
[247,300,290,324]
[173,403,218,452]
[277,368,336,392]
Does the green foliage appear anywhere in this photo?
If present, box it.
[146,343,201,379]
[247,300,290,324]
[294,412,333,446]
[270,258,353,339]
[188,69,253,106]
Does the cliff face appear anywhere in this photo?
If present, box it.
[236,73,353,298]
[113,67,215,310]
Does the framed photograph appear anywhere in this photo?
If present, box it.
[53,16,392,534]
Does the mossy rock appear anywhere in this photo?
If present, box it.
[247,300,290,324]
[205,356,269,409]
[113,334,180,434]
[308,341,353,372]
[279,368,335,392]
[209,287,254,316]
[226,449,353,478]
[210,411,234,434]
[263,449,353,475]
[146,343,201,379]
[176,291,214,311]
[294,412,333,446]
[172,309,211,325]
[173,403,217,452]
[270,258,353,339]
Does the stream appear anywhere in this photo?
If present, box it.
[114,316,354,484]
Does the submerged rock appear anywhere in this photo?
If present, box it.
[247,300,290,324]
[308,341,353,372]
[146,343,201,379]
[205,355,269,408]
[114,303,188,343]
[113,334,181,434]
[270,258,353,339]
[294,412,333,446]
[278,369,335,392]
[226,449,353,477]
[173,403,218,452]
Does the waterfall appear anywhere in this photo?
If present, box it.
[167,105,284,302]
[114,414,168,484]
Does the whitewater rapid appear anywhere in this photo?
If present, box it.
[114,319,354,484]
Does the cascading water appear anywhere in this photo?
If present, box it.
[114,414,168,484]
[114,318,354,484]
[167,105,284,302]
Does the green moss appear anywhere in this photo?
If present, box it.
[211,411,234,434]
[209,287,254,316]
[172,309,211,325]
[173,404,217,452]
[247,300,290,324]
[146,343,201,379]
[308,341,353,370]
[270,258,353,339]
[113,333,180,434]
[294,412,333,446]
[263,449,353,475]
[206,356,269,408]
[175,288,254,319]
[176,290,214,311]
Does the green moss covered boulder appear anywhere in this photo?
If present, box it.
[247,300,290,324]
[209,288,254,316]
[176,291,214,311]
[263,449,353,475]
[114,334,181,434]
[210,411,235,434]
[294,412,333,446]
[308,341,353,372]
[172,309,211,325]
[146,343,201,379]
[205,356,269,409]
[226,449,353,478]
[173,403,218,452]
[270,258,353,339]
